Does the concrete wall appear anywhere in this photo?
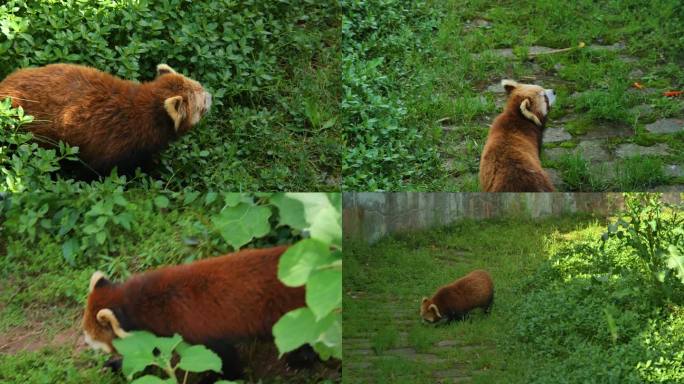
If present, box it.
[343,193,681,244]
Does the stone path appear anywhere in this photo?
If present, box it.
[441,36,684,191]
[345,260,493,384]
[345,307,489,383]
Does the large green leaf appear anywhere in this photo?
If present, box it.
[666,245,684,283]
[271,193,307,230]
[177,344,223,373]
[278,238,331,287]
[272,307,317,356]
[314,311,342,360]
[153,333,183,362]
[306,268,342,320]
[285,193,341,247]
[112,331,158,380]
[131,375,173,384]
[212,202,272,249]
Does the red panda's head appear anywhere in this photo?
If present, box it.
[501,79,555,127]
[82,271,130,354]
[420,297,442,323]
[153,64,212,136]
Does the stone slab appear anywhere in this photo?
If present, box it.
[645,118,684,134]
[615,143,670,159]
[544,127,572,142]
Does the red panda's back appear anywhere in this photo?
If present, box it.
[121,246,304,344]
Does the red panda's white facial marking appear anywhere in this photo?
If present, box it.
[84,330,112,353]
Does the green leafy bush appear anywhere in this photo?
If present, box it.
[602,193,684,290]
[0,98,79,192]
[511,193,684,383]
[0,0,340,191]
[341,0,442,190]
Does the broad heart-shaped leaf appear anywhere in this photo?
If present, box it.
[306,268,342,320]
[212,203,272,249]
[278,239,332,287]
[153,334,183,362]
[313,311,342,360]
[273,307,317,356]
[271,193,307,230]
[177,344,222,373]
[112,331,159,380]
[61,237,79,265]
[666,245,684,283]
[131,375,174,384]
[285,193,341,247]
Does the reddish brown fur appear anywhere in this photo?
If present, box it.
[479,82,555,192]
[82,246,304,354]
[420,270,494,323]
[0,63,210,175]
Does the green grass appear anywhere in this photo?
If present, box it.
[343,213,684,383]
[0,0,340,191]
[342,0,684,191]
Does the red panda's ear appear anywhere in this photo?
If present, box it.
[501,79,518,95]
[422,297,429,304]
[89,271,109,293]
[96,309,131,339]
[428,304,442,319]
[164,96,186,131]
[156,64,177,77]
[520,98,542,127]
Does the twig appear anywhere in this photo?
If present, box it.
[529,42,586,59]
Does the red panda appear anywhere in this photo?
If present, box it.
[0,63,211,176]
[420,269,494,323]
[82,246,304,380]
[479,79,556,192]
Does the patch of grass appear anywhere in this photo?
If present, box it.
[370,326,399,355]
[0,348,121,384]
[615,156,668,190]
[555,152,609,191]
[564,116,594,136]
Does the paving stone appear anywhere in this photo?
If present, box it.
[619,55,640,64]
[544,127,572,142]
[436,340,461,347]
[348,348,374,356]
[627,87,659,96]
[543,147,572,162]
[647,185,684,192]
[544,168,564,189]
[664,164,683,178]
[468,18,492,29]
[581,123,634,139]
[346,362,371,369]
[433,367,470,378]
[486,83,505,93]
[577,140,610,162]
[629,104,654,117]
[629,68,644,78]
[615,143,670,158]
[645,118,684,134]
[588,42,626,51]
[486,48,514,58]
